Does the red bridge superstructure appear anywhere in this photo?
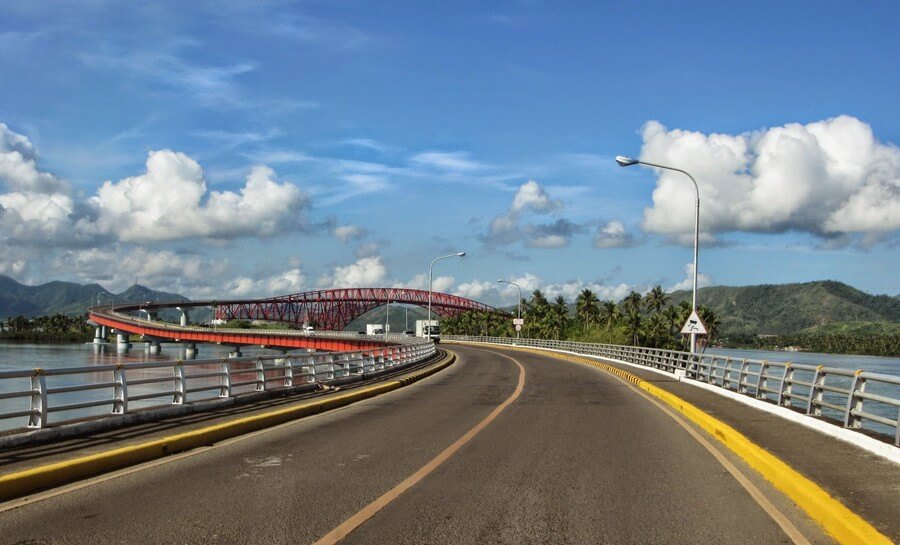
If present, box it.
[216,288,501,330]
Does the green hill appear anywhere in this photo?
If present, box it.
[0,275,189,319]
[667,280,900,336]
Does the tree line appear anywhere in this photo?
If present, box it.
[1,314,94,342]
[442,286,720,351]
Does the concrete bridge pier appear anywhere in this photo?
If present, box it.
[183,343,198,360]
[227,346,243,358]
[93,326,107,345]
[115,332,131,353]
[145,339,162,355]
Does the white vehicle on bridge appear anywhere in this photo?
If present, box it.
[416,319,440,342]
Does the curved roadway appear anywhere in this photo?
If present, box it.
[0,345,832,544]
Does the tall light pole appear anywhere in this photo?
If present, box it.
[496,279,522,340]
[428,252,466,338]
[616,155,701,353]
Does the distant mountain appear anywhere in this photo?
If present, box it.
[0,275,189,319]
[666,280,900,336]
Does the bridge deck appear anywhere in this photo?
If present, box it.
[1,346,896,543]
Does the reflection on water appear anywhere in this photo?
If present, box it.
[0,341,311,433]
[705,347,900,377]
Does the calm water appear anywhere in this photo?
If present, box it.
[0,341,311,432]
[705,347,900,377]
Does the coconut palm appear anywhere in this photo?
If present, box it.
[623,291,643,315]
[623,309,642,346]
[548,295,570,339]
[575,289,600,330]
[599,301,619,331]
[644,285,668,314]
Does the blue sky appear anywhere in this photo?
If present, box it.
[0,1,898,304]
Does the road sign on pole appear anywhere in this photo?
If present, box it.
[680,310,707,335]
[513,318,524,326]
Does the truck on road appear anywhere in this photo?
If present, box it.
[366,323,385,335]
[416,319,440,342]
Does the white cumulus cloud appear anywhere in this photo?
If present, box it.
[485,180,576,248]
[87,150,309,242]
[320,256,388,288]
[666,263,713,293]
[333,224,365,243]
[639,115,900,244]
[594,220,636,249]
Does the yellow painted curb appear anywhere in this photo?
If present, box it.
[0,351,456,503]
[451,342,891,545]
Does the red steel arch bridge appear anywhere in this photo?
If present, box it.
[213,288,501,330]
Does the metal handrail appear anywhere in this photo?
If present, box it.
[444,335,900,446]
[0,341,436,432]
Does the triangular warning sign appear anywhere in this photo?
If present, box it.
[680,309,708,335]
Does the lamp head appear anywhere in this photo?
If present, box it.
[616,155,639,167]
[457,252,466,257]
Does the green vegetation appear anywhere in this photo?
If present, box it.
[443,287,721,352]
[667,280,900,336]
[0,275,190,319]
[444,284,900,357]
[1,314,94,342]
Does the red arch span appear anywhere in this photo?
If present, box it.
[214,288,503,330]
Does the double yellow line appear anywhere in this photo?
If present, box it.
[0,352,456,503]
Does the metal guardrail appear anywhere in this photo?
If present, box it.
[445,336,900,446]
[0,342,435,432]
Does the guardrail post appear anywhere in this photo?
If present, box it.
[113,364,128,415]
[255,358,266,391]
[220,360,232,398]
[28,369,48,428]
[173,361,186,405]
[843,371,865,429]
[737,359,749,394]
[776,363,793,407]
[805,365,824,415]
[756,360,770,399]
[282,357,293,387]
[326,354,336,380]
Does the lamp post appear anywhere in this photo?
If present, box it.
[496,279,522,340]
[616,155,701,353]
[428,252,466,339]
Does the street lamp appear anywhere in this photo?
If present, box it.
[428,252,466,339]
[496,279,522,340]
[616,155,701,353]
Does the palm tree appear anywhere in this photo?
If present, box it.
[525,290,550,338]
[599,301,619,331]
[548,295,570,339]
[575,289,600,330]
[644,285,668,314]
[623,291,643,316]
[623,310,642,346]
[698,306,721,343]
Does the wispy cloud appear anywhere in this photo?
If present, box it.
[411,151,486,172]
[79,44,255,107]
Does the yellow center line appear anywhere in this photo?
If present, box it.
[313,351,526,545]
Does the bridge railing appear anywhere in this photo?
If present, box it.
[444,336,900,446]
[0,342,436,433]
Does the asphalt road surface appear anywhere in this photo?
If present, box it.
[0,345,833,544]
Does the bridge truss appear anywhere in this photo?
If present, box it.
[215,288,502,330]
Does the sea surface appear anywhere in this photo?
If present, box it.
[0,341,308,432]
